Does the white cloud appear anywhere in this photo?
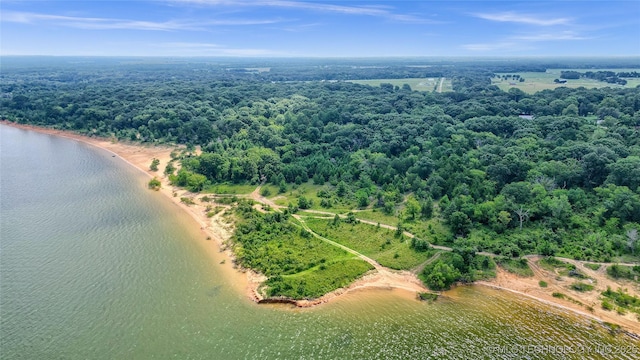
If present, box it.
[2,11,186,30]
[170,0,434,23]
[473,12,570,26]
[1,10,282,31]
[511,31,589,41]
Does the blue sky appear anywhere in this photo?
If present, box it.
[1,1,639,57]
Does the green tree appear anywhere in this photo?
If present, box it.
[297,196,312,209]
[425,261,461,290]
[420,197,434,219]
[187,173,207,192]
[149,158,160,171]
[607,156,640,190]
[449,211,472,236]
[164,162,176,176]
[148,177,161,190]
[404,196,421,220]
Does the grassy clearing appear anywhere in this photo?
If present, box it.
[231,204,351,276]
[493,69,640,94]
[265,258,374,300]
[303,217,433,269]
[272,181,355,212]
[606,264,640,282]
[203,183,257,194]
[353,209,400,226]
[584,263,601,271]
[403,219,452,246]
[346,78,451,92]
[496,257,534,277]
[537,257,582,278]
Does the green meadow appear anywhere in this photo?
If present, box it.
[493,69,640,93]
[347,77,452,92]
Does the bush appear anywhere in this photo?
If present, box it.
[602,300,614,311]
[539,280,548,287]
[570,282,594,292]
[584,263,601,271]
[418,292,439,301]
[297,196,312,209]
[180,197,195,205]
[150,158,160,171]
[606,264,636,281]
[410,237,431,252]
[423,261,461,290]
[147,177,161,190]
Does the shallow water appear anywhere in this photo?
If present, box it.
[1,124,638,359]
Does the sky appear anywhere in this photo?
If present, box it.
[1,0,639,57]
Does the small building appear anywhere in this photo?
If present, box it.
[518,114,534,120]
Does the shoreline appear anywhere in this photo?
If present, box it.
[2,120,639,337]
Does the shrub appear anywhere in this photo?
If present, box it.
[539,280,548,288]
[602,300,614,311]
[606,264,636,280]
[418,292,439,302]
[584,263,601,271]
[150,158,160,171]
[180,197,195,205]
[297,196,312,209]
[147,177,161,190]
[570,282,594,292]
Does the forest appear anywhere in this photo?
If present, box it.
[2,56,639,296]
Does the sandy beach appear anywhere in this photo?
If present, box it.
[2,120,639,336]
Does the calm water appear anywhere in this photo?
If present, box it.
[1,124,638,359]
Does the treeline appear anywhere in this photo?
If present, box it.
[2,59,640,263]
[560,70,637,85]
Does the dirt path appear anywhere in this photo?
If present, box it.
[437,77,445,93]
[411,252,441,275]
[293,214,382,270]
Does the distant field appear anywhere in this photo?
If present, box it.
[494,68,640,93]
[347,77,452,92]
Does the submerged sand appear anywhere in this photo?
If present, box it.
[2,120,639,336]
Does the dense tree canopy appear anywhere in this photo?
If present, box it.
[2,57,639,262]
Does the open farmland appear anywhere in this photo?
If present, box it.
[347,77,452,92]
[494,68,640,93]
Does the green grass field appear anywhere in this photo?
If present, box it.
[347,77,452,92]
[203,183,258,194]
[265,258,374,299]
[272,181,356,212]
[494,69,640,94]
[351,209,400,226]
[303,217,434,270]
